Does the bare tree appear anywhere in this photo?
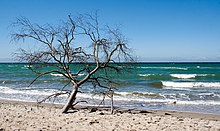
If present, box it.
[11,13,134,113]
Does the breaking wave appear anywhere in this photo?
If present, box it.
[138,73,216,81]
[170,74,197,79]
[0,86,60,96]
[137,66,188,70]
[1,86,220,107]
[162,81,220,88]
[50,73,84,77]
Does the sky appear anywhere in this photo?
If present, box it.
[0,0,220,62]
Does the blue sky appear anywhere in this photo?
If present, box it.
[0,0,220,62]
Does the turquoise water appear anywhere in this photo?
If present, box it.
[0,63,220,114]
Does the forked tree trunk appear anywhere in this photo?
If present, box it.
[62,84,78,113]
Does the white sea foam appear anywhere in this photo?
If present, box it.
[50,73,64,77]
[23,65,33,69]
[112,96,220,105]
[174,100,220,105]
[114,91,130,96]
[0,86,61,96]
[170,74,197,79]
[50,73,84,77]
[138,74,151,77]
[137,67,188,70]
[77,73,85,76]
[170,74,213,79]
[1,86,220,106]
[138,74,163,77]
[163,67,188,70]
[162,81,220,88]
[114,91,157,96]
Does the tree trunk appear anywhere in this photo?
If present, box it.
[110,91,114,114]
[62,84,78,113]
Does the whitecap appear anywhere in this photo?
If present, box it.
[162,81,220,88]
[50,73,64,77]
[50,73,85,77]
[138,74,151,77]
[0,86,61,96]
[170,74,197,79]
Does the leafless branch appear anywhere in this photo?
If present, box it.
[11,13,135,113]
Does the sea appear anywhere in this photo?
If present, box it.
[0,62,220,114]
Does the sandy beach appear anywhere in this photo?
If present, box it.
[0,100,220,131]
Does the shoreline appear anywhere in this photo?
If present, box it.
[0,99,220,130]
[1,99,220,121]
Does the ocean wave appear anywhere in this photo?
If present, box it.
[138,74,162,77]
[172,100,220,105]
[163,67,188,70]
[137,66,188,70]
[0,86,61,96]
[114,91,164,98]
[1,86,220,106]
[139,74,217,82]
[50,73,84,77]
[138,74,151,77]
[170,74,197,79]
[112,96,220,105]
[7,65,18,68]
[115,91,220,101]
[52,93,220,105]
[162,81,220,88]
[23,65,33,68]
[138,74,168,80]
[50,73,64,77]
[170,74,214,79]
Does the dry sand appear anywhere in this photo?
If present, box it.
[0,100,220,131]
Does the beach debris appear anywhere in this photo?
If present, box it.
[139,110,152,114]
[90,108,98,113]
[99,112,105,115]
[164,113,172,115]
[178,118,184,121]
[89,120,99,125]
